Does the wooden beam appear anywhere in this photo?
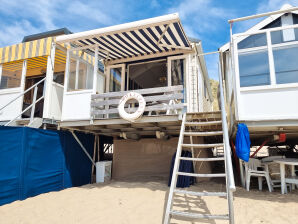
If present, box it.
[92,85,183,99]
[92,93,183,107]
[92,104,184,115]
[105,49,193,66]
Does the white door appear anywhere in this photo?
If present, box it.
[61,54,96,121]
[0,60,26,121]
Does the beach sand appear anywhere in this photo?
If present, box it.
[0,178,297,224]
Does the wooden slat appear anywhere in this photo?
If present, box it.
[91,93,183,107]
[91,103,185,115]
[91,85,183,99]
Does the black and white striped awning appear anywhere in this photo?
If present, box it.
[56,13,192,63]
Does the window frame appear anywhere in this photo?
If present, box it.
[66,52,94,92]
[0,60,26,92]
[105,64,125,92]
[234,23,298,91]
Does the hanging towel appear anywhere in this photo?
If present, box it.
[168,150,195,188]
[235,123,251,162]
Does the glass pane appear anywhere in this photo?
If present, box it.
[0,61,23,89]
[171,59,185,86]
[67,59,76,91]
[128,60,167,90]
[238,51,270,87]
[96,73,105,94]
[237,33,267,50]
[273,46,298,84]
[109,67,122,92]
[67,59,93,91]
[78,62,87,89]
[86,64,94,89]
[271,28,298,44]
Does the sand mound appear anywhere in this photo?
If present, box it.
[0,179,297,224]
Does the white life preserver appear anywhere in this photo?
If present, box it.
[118,92,146,122]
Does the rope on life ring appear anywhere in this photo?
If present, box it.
[118,92,146,122]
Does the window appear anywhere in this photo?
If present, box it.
[171,59,185,86]
[237,33,267,50]
[271,28,298,44]
[109,67,122,92]
[67,57,94,91]
[0,61,23,89]
[238,51,270,87]
[273,45,298,84]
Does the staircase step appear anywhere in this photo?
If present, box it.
[182,143,224,148]
[176,172,226,178]
[170,210,229,220]
[174,189,227,197]
[179,157,225,161]
[184,131,223,136]
[184,120,222,126]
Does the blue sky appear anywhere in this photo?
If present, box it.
[0,0,297,79]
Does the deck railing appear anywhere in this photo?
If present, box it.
[91,85,185,119]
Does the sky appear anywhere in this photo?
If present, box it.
[0,0,297,79]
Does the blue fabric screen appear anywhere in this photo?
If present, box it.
[0,126,94,206]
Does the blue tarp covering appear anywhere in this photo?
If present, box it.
[168,151,195,188]
[0,126,94,206]
[235,123,251,162]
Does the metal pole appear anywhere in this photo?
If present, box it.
[71,131,96,166]
[228,7,298,23]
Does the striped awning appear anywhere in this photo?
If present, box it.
[0,37,53,64]
[56,13,192,63]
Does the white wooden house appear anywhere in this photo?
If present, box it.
[220,4,298,141]
[0,28,97,128]
[56,13,213,137]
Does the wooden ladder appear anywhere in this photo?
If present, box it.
[163,111,235,224]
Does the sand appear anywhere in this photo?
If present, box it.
[0,179,297,224]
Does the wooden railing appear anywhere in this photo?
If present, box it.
[91,85,185,119]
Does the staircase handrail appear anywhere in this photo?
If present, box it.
[2,77,46,126]
[218,62,236,192]
[0,77,46,113]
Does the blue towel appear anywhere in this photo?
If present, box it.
[235,123,251,162]
[168,151,195,188]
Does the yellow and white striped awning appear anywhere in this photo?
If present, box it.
[0,37,53,64]
[0,36,95,71]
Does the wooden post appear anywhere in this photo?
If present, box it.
[97,135,100,161]
[91,135,97,183]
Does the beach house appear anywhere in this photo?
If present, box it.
[220,4,298,144]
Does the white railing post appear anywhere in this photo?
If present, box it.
[30,86,38,123]
[218,59,235,224]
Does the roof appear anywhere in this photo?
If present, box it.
[22,28,72,42]
[56,13,192,64]
[220,4,298,52]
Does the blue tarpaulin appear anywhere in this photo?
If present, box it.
[168,151,195,188]
[0,126,94,206]
[235,123,251,162]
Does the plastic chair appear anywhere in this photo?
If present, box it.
[245,158,273,192]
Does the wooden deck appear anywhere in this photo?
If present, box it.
[58,111,222,139]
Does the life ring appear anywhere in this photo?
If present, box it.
[118,92,146,122]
